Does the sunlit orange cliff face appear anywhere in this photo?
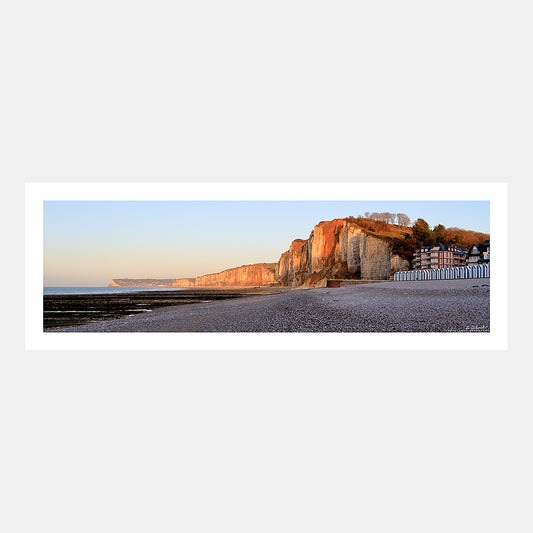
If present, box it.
[110,218,411,289]
[173,263,276,288]
[274,218,410,287]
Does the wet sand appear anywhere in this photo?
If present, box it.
[47,279,490,333]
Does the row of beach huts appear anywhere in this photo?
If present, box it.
[394,264,490,281]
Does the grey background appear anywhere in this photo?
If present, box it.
[3,2,531,531]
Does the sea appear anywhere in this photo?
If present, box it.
[44,286,185,295]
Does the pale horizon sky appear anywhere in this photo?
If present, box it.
[44,200,490,286]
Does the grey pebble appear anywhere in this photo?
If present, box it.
[52,279,490,333]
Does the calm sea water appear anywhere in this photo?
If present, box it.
[44,286,185,295]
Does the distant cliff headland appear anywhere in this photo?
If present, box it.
[109,279,177,288]
[110,263,277,289]
[109,216,489,289]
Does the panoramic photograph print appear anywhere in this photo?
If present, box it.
[42,198,491,334]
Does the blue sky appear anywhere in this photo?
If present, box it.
[44,200,490,286]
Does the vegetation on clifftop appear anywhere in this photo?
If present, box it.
[343,216,489,262]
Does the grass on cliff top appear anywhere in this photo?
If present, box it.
[365,230,409,239]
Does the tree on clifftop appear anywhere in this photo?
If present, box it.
[432,224,446,244]
[412,218,431,242]
[383,212,395,224]
[397,213,410,227]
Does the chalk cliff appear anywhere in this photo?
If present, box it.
[109,279,176,287]
[110,218,411,289]
[172,263,276,288]
[275,219,410,287]
[195,263,276,287]
[171,278,196,288]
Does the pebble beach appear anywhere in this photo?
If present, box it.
[48,279,490,333]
